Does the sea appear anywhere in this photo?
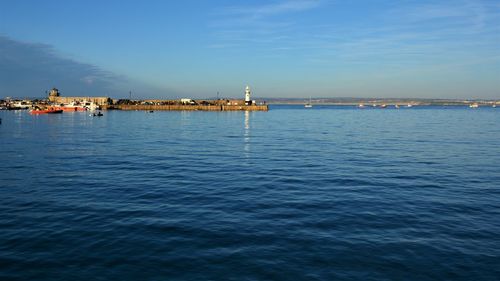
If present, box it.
[0,105,499,281]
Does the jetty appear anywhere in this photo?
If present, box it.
[111,86,267,111]
[26,86,268,112]
[112,103,268,111]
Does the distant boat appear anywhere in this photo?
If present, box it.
[407,104,413,108]
[358,104,365,108]
[492,104,497,108]
[469,103,479,108]
[395,104,400,109]
[305,97,313,108]
[380,104,387,108]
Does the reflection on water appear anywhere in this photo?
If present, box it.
[244,111,251,156]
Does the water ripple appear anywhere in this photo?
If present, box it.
[0,107,499,280]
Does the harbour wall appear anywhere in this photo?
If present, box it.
[110,104,268,111]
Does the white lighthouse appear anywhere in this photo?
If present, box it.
[245,85,251,105]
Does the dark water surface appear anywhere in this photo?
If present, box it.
[1,105,499,280]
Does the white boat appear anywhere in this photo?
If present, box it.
[11,100,32,109]
[358,104,365,108]
[407,104,413,108]
[305,97,313,108]
[84,101,100,111]
[469,103,479,108]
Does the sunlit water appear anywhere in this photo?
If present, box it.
[1,105,499,280]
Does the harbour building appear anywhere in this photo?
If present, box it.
[48,88,111,106]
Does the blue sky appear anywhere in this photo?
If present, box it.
[1,0,499,99]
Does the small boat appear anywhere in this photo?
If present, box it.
[492,104,496,108]
[11,101,32,110]
[305,97,313,108]
[469,103,479,108]
[358,104,365,108]
[30,107,63,114]
[407,104,413,108]
[52,101,91,112]
[380,104,387,108]
[395,104,400,109]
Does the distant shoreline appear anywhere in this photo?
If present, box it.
[264,98,499,106]
[267,102,496,106]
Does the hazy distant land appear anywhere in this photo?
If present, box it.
[264,97,499,106]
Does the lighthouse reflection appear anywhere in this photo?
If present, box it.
[244,110,251,156]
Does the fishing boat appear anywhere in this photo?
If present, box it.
[30,107,63,114]
[52,101,93,112]
[63,102,88,111]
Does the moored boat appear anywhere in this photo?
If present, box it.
[30,107,63,114]
[54,106,87,112]
[53,101,90,112]
[304,97,313,108]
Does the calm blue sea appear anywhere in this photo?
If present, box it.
[1,105,499,280]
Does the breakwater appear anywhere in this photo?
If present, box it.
[110,104,268,111]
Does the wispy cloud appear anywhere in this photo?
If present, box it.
[209,0,325,49]
[219,0,322,19]
[386,0,499,33]
[299,1,500,65]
